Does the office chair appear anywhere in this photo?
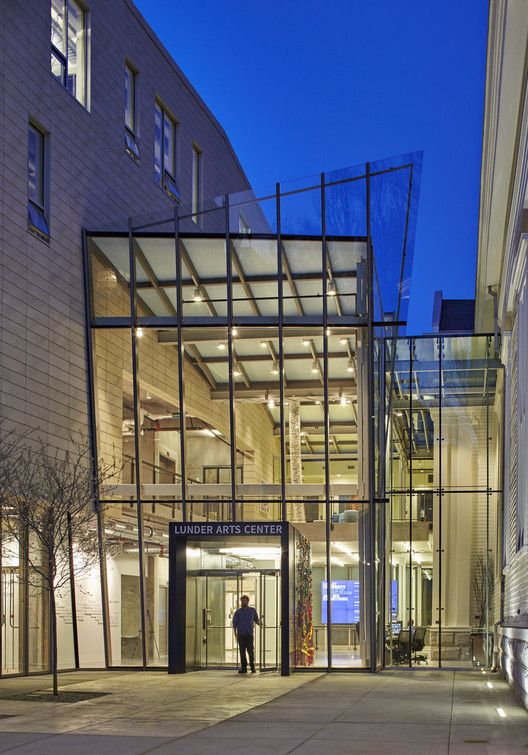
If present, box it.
[411,626,428,665]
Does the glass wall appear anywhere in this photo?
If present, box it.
[72,153,422,674]
[385,335,503,668]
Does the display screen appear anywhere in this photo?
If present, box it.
[321,579,398,624]
[321,580,360,624]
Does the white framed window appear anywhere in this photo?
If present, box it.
[27,123,49,238]
[125,64,139,159]
[192,145,202,223]
[154,102,179,201]
[51,0,88,106]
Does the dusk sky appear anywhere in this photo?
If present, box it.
[135,0,488,334]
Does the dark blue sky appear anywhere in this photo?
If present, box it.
[135,0,488,334]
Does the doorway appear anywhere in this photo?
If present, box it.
[168,521,290,675]
[186,569,280,671]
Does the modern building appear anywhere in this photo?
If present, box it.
[0,0,505,681]
[476,0,528,707]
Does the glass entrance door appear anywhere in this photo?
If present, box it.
[185,570,279,671]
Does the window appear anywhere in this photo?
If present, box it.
[51,0,88,106]
[125,64,139,159]
[27,124,49,238]
[154,102,180,201]
[192,146,202,223]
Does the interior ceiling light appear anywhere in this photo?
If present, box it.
[340,337,347,345]
[340,395,348,406]
[395,410,403,417]
[270,364,279,375]
[220,547,281,557]
[193,287,203,302]
[327,280,337,296]
[315,400,321,405]
[260,340,268,348]
[326,328,331,336]
[217,342,226,350]
[136,327,143,338]
[267,397,275,409]
[233,364,241,377]
[146,393,152,400]
[311,360,319,374]
[347,359,354,373]
[231,327,238,337]
[302,338,310,347]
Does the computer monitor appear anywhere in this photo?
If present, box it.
[391,621,402,635]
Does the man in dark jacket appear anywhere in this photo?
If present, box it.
[232,595,260,673]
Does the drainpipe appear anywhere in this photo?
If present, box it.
[488,285,499,357]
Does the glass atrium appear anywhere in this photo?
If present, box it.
[1,152,502,676]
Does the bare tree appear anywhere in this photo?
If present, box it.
[0,437,118,696]
[472,552,495,628]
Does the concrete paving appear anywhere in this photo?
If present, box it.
[0,668,526,753]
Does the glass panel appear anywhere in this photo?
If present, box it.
[1,533,23,674]
[104,503,143,666]
[51,0,66,54]
[154,104,162,183]
[292,517,326,667]
[136,325,182,514]
[329,500,369,668]
[181,233,227,319]
[163,114,175,178]
[233,327,281,520]
[192,147,200,221]
[51,50,65,85]
[27,532,48,672]
[125,65,135,132]
[437,493,497,669]
[88,236,131,320]
[134,232,177,320]
[440,335,491,492]
[183,326,232,520]
[28,126,44,208]
[66,0,86,105]
[93,328,135,501]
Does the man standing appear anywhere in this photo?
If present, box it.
[232,595,260,673]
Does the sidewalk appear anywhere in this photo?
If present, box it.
[0,669,526,753]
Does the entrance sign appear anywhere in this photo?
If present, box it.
[172,522,284,537]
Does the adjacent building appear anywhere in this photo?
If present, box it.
[476,0,528,707]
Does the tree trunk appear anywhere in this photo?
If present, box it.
[50,587,58,696]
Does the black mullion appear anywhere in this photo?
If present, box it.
[174,208,187,522]
[276,183,286,520]
[321,172,332,670]
[225,195,237,521]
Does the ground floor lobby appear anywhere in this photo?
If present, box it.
[0,668,526,753]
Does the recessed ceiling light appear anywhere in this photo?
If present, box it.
[136,327,143,338]
[217,342,226,350]
[347,359,354,373]
[327,281,337,296]
[302,338,310,347]
[311,361,319,374]
[231,327,238,337]
[193,288,203,302]
[267,397,275,409]
[271,365,279,375]
[340,337,347,345]
[260,340,268,348]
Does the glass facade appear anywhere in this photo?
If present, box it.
[8,154,506,676]
[385,335,503,667]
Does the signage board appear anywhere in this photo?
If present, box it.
[171,522,284,537]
